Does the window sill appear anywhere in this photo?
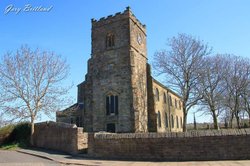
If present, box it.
[107,113,117,116]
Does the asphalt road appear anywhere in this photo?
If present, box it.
[2,149,250,166]
[0,150,62,166]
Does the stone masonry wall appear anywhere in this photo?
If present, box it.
[88,129,250,161]
[33,121,87,154]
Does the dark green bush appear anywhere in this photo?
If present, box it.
[0,122,31,147]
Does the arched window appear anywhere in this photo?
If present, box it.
[169,95,172,106]
[176,116,179,128]
[157,111,161,128]
[163,92,167,103]
[179,101,182,109]
[171,115,174,128]
[180,117,183,128]
[165,113,168,128]
[175,99,177,108]
[106,95,118,115]
[106,33,115,48]
[155,88,159,101]
[106,123,116,133]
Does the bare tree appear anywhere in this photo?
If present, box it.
[0,115,4,128]
[153,34,211,132]
[223,55,250,128]
[242,87,250,126]
[196,55,227,130]
[0,46,71,144]
[240,59,250,127]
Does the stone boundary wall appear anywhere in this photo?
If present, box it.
[88,129,250,161]
[33,121,87,154]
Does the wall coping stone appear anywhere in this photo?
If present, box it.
[35,121,77,128]
[94,129,250,139]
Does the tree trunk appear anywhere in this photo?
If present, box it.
[234,96,240,129]
[182,109,187,132]
[235,112,241,129]
[229,112,234,128]
[224,118,228,129]
[211,109,219,130]
[193,113,197,130]
[248,113,250,127]
[30,116,35,146]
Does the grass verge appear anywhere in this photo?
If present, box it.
[0,143,20,150]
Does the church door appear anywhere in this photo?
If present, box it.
[106,123,116,133]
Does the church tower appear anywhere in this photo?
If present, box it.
[84,7,148,132]
[57,7,183,133]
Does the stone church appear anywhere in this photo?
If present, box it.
[56,7,183,133]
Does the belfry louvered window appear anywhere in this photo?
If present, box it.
[106,33,115,48]
[106,95,118,115]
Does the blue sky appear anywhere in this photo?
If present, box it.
[1,0,250,123]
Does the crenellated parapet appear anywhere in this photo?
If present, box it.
[91,6,146,33]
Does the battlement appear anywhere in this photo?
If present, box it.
[91,6,146,30]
